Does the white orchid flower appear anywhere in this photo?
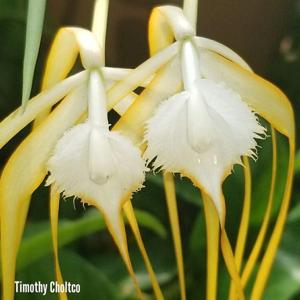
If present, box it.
[0,5,175,299]
[144,37,266,220]
[114,4,295,300]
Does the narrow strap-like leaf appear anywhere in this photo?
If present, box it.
[241,128,277,287]
[229,157,251,300]
[163,172,186,300]
[202,191,220,300]
[22,0,47,110]
[124,201,165,300]
[50,188,68,300]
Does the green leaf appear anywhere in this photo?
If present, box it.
[22,0,46,110]
[132,209,167,238]
[0,208,166,278]
[188,211,206,264]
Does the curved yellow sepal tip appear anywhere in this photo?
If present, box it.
[93,201,145,300]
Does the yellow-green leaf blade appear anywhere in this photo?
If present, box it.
[22,0,47,110]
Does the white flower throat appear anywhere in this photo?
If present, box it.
[181,39,216,153]
[87,70,117,185]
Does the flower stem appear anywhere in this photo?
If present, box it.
[183,0,198,30]
[92,0,109,64]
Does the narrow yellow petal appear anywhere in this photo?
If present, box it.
[250,137,295,300]
[202,191,220,300]
[123,201,165,300]
[113,57,181,145]
[220,231,245,300]
[0,86,87,300]
[50,188,68,300]
[0,73,87,149]
[163,172,186,300]
[229,157,251,300]
[241,128,277,287]
[194,37,251,71]
[199,50,295,140]
[107,43,179,111]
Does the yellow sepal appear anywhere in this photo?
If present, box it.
[0,86,87,300]
[199,50,295,140]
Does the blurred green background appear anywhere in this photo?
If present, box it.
[0,0,299,299]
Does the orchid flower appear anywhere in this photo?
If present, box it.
[0,1,295,300]
[114,3,295,300]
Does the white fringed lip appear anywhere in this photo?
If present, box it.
[144,78,266,216]
[47,123,146,215]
